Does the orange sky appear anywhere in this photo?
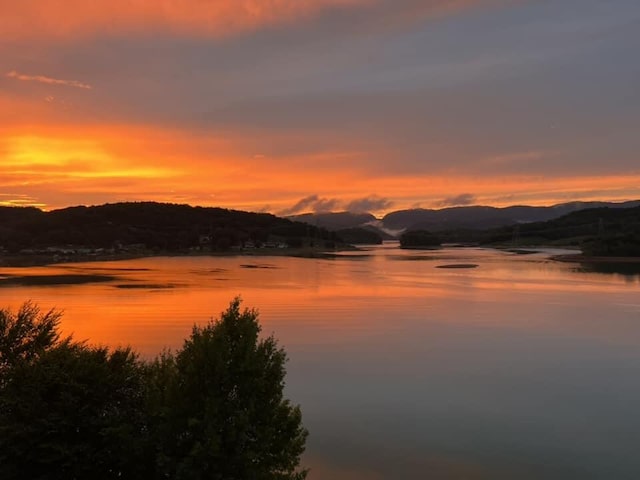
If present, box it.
[1,0,371,39]
[2,0,639,215]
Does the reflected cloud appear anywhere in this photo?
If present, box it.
[1,247,639,480]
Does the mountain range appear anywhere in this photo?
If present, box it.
[289,200,640,236]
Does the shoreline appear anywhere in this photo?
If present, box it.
[3,247,640,269]
[0,246,358,268]
[550,253,640,264]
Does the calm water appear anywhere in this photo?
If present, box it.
[1,244,640,479]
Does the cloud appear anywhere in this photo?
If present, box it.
[1,0,370,39]
[438,193,476,207]
[0,193,46,208]
[345,195,393,213]
[6,70,92,90]
[483,150,554,167]
[0,0,511,41]
[279,194,341,216]
[277,194,393,216]
[365,0,511,30]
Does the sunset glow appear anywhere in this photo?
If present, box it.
[2,0,639,214]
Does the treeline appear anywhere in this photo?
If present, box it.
[478,206,640,255]
[0,300,307,480]
[398,206,640,256]
[0,202,341,253]
[581,233,640,256]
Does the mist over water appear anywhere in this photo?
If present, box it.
[1,244,639,479]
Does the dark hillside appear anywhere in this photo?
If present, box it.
[476,206,640,255]
[0,202,338,254]
[382,201,640,232]
[287,212,376,230]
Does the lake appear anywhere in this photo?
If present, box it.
[1,243,640,479]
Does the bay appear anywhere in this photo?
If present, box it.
[1,244,639,479]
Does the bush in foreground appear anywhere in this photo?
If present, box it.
[0,300,307,480]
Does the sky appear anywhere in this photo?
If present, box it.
[1,0,639,216]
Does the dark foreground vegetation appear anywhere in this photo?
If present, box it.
[0,300,308,480]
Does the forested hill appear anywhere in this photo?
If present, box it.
[472,205,640,255]
[382,200,640,232]
[0,202,339,253]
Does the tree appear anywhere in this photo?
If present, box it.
[0,302,63,379]
[151,298,308,480]
[0,303,149,480]
[0,300,308,480]
[0,343,149,480]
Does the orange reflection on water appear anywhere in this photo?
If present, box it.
[0,249,639,358]
[2,248,640,480]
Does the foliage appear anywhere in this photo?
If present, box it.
[399,229,442,248]
[0,342,149,480]
[150,298,308,479]
[0,299,308,480]
[0,302,63,377]
[581,233,640,257]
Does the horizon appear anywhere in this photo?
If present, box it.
[3,197,638,220]
[2,1,640,215]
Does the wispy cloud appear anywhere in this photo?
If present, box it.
[438,193,476,207]
[279,194,394,215]
[0,193,46,208]
[346,195,393,213]
[6,70,92,90]
[279,194,340,216]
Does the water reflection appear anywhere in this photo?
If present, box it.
[1,246,640,479]
[574,261,640,282]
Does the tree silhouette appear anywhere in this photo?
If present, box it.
[150,298,308,479]
[0,300,308,480]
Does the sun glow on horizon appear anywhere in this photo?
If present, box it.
[2,126,639,216]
